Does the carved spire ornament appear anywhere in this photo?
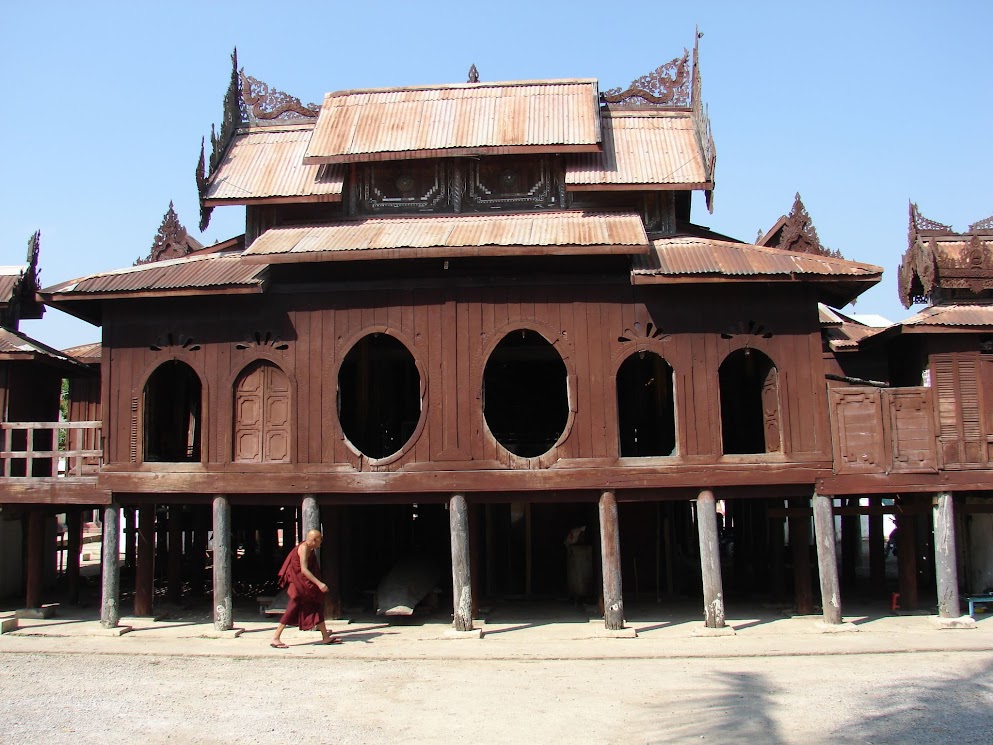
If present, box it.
[777,194,842,258]
[467,64,479,84]
[2,231,43,330]
[135,202,202,265]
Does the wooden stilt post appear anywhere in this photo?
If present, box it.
[66,509,82,605]
[896,509,918,611]
[599,490,624,630]
[841,497,859,589]
[25,510,44,609]
[134,505,155,616]
[212,495,233,631]
[868,496,885,596]
[696,489,725,628]
[770,509,786,603]
[167,505,183,605]
[789,499,814,614]
[100,502,121,628]
[321,505,342,620]
[934,492,961,619]
[124,507,136,569]
[812,492,842,624]
[449,493,473,632]
[192,506,209,597]
[301,495,320,536]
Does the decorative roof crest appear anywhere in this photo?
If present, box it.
[778,193,843,258]
[601,49,691,107]
[136,202,201,265]
[969,214,993,232]
[240,71,320,122]
[467,64,479,84]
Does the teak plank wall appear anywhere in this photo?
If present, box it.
[101,283,832,476]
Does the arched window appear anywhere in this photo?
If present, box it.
[483,329,568,458]
[719,349,781,454]
[143,360,202,462]
[233,361,291,463]
[338,333,421,460]
[617,351,676,456]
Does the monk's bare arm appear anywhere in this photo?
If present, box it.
[297,542,329,593]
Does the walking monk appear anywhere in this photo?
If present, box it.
[270,529,341,647]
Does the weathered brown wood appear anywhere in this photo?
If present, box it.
[167,505,183,605]
[934,492,962,618]
[212,495,233,630]
[65,508,82,604]
[320,505,342,620]
[100,502,121,628]
[449,493,473,632]
[812,493,842,624]
[896,510,918,611]
[770,511,786,602]
[599,490,624,630]
[134,505,155,616]
[25,510,44,609]
[789,499,814,615]
[696,489,725,628]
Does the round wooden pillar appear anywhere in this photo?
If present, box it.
[212,496,233,631]
[100,503,121,628]
[696,489,725,628]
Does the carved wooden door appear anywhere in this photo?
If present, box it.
[761,365,782,453]
[234,362,290,463]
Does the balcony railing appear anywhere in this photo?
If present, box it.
[0,421,103,478]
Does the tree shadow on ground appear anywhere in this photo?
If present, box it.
[834,656,993,744]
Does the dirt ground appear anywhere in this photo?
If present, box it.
[3,648,993,744]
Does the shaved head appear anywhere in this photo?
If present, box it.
[306,529,323,545]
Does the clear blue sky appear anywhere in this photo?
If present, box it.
[2,1,990,349]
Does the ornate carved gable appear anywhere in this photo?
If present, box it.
[602,51,691,107]
[759,194,842,258]
[197,49,319,231]
[135,202,202,265]
[899,202,993,308]
[2,231,44,329]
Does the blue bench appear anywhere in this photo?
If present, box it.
[966,594,993,617]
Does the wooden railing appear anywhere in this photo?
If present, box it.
[0,421,102,478]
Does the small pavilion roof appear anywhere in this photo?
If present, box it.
[0,328,88,369]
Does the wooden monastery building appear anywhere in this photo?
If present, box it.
[3,41,993,634]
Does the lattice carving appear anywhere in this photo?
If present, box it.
[136,202,199,265]
[235,331,289,351]
[969,214,993,232]
[602,50,691,107]
[466,156,555,211]
[359,161,449,213]
[240,71,319,121]
[467,64,479,84]
[149,334,201,353]
[617,321,669,344]
[776,194,843,258]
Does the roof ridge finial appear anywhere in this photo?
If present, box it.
[467,64,479,84]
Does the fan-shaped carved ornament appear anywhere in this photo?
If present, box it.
[235,331,289,351]
[149,333,200,353]
[617,321,669,344]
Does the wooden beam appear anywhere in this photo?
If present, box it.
[790,499,814,615]
[449,493,473,632]
[100,503,121,628]
[167,505,183,606]
[212,495,233,631]
[134,506,155,617]
[66,509,82,605]
[696,489,725,628]
[896,510,918,611]
[320,505,342,620]
[868,497,885,595]
[813,493,842,625]
[598,490,624,630]
[25,510,43,609]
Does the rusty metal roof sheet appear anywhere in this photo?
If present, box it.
[0,328,85,366]
[566,110,710,189]
[43,252,267,296]
[244,211,649,262]
[0,270,22,305]
[304,80,602,164]
[63,341,102,363]
[205,123,343,204]
[900,304,993,328]
[632,235,883,279]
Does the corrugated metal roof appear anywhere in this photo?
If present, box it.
[205,124,343,204]
[304,80,602,164]
[566,110,709,188]
[244,211,649,261]
[901,304,993,327]
[43,252,267,295]
[0,273,21,305]
[632,235,883,278]
[0,328,83,366]
[63,341,102,363]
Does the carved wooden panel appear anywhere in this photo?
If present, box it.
[234,361,291,463]
[829,387,884,474]
[762,366,782,453]
[933,352,986,469]
[359,161,448,214]
[465,156,556,211]
[882,387,937,473]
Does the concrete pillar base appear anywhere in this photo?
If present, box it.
[691,625,736,637]
[591,623,637,639]
[14,605,56,620]
[1,617,17,633]
[814,621,860,633]
[200,628,245,639]
[931,615,977,630]
[444,628,483,639]
[96,625,132,637]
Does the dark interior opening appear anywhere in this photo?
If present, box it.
[719,348,780,454]
[338,333,421,459]
[143,360,202,462]
[617,351,676,456]
[483,329,568,457]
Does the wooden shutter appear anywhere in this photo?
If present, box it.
[828,387,884,474]
[882,387,937,473]
[234,362,291,463]
[933,352,985,469]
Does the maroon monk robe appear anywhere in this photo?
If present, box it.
[276,543,325,631]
